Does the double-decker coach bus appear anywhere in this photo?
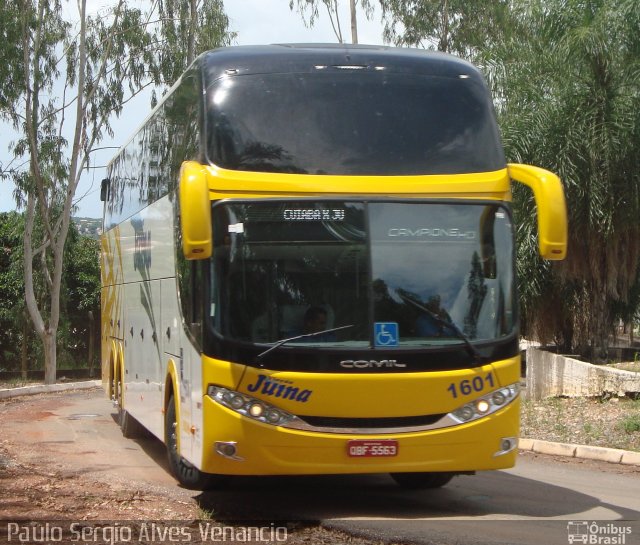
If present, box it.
[100,44,567,490]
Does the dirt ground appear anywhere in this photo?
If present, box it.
[0,390,392,545]
[0,451,386,544]
[0,442,196,520]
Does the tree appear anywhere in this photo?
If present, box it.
[289,0,374,44]
[379,0,513,57]
[0,0,234,383]
[0,212,100,375]
[0,0,158,384]
[62,228,100,372]
[0,212,27,374]
[497,0,640,360]
[366,0,640,359]
[157,0,235,85]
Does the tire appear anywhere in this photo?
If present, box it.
[115,375,146,439]
[165,394,223,490]
[390,472,455,489]
[120,407,146,439]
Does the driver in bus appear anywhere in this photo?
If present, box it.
[302,306,336,341]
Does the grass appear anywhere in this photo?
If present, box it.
[0,377,40,389]
[581,421,606,443]
[521,396,640,452]
[197,507,216,520]
[611,362,640,372]
[619,413,640,434]
[606,355,640,373]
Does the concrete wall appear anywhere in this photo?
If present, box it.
[526,348,640,400]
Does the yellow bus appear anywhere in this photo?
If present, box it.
[100,44,567,490]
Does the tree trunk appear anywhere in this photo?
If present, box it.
[187,0,196,65]
[350,0,358,44]
[592,283,610,363]
[88,310,95,377]
[21,310,28,381]
[438,0,449,52]
[43,329,57,384]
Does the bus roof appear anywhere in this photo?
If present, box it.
[200,44,484,86]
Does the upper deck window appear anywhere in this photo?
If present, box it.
[205,71,505,175]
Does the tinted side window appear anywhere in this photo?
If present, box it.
[104,71,201,229]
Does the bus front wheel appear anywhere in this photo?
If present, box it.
[165,395,223,490]
[390,472,454,489]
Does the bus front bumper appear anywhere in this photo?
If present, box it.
[199,396,520,476]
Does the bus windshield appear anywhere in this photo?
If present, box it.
[206,71,505,175]
[210,201,515,348]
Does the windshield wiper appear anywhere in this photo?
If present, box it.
[397,292,483,364]
[256,324,354,364]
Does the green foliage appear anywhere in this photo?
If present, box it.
[497,0,640,359]
[0,3,24,113]
[379,0,514,57]
[0,212,26,370]
[0,213,99,371]
[618,413,640,434]
[363,0,640,359]
[289,0,374,44]
[0,0,234,382]
[61,227,101,368]
[157,0,235,85]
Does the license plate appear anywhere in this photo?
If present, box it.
[347,440,398,457]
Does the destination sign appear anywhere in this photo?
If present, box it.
[283,208,345,221]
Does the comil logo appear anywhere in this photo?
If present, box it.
[567,522,632,544]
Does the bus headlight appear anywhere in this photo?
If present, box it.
[207,385,297,427]
[450,383,519,424]
[249,403,264,418]
[229,394,245,410]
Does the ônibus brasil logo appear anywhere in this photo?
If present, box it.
[567,521,632,544]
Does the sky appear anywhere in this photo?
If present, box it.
[0,0,387,219]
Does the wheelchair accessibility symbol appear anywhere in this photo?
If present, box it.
[374,322,399,347]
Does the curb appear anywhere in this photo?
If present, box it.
[0,380,101,400]
[1,383,638,467]
[519,438,640,466]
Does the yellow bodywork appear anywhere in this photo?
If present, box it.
[199,354,520,475]
[181,162,562,476]
[179,162,213,259]
[204,163,513,200]
[507,163,568,259]
[179,161,567,260]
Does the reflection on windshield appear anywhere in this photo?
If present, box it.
[207,72,504,175]
[210,201,514,348]
[369,202,514,343]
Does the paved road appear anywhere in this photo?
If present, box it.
[2,388,639,545]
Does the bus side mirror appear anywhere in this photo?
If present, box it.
[508,163,567,260]
[179,161,212,260]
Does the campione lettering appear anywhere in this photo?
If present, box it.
[387,227,476,239]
